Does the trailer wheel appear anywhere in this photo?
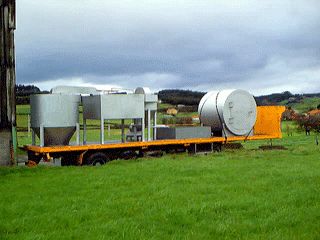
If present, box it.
[26,151,42,165]
[85,152,109,166]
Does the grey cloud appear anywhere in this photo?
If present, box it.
[16,0,320,94]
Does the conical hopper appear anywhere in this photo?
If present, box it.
[33,127,76,146]
[30,94,80,146]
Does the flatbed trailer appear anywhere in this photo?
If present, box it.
[23,106,285,166]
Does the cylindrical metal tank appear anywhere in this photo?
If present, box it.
[198,89,257,136]
[30,94,80,146]
[135,87,151,94]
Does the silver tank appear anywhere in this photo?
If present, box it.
[30,94,80,146]
[198,89,257,136]
[135,87,151,94]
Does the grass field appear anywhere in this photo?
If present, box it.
[1,123,320,239]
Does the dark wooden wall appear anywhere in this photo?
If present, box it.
[0,0,16,165]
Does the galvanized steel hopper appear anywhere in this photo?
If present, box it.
[30,94,80,146]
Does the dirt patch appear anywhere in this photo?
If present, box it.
[223,143,244,149]
[258,145,288,150]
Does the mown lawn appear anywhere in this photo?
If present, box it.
[1,133,320,239]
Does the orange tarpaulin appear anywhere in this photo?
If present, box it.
[254,106,285,138]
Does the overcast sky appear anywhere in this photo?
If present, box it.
[16,0,320,95]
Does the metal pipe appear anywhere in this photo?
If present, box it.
[154,111,157,140]
[142,117,145,142]
[147,109,151,141]
[40,124,44,147]
[76,123,80,145]
[32,129,36,145]
[83,118,87,144]
[100,118,104,144]
[107,120,111,137]
[121,119,125,143]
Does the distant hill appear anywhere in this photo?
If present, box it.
[254,91,320,112]
[254,91,299,105]
[15,85,320,113]
[158,89,320,113]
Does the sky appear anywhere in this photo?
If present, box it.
[16,0,320,95]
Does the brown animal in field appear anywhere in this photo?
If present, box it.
[308,109,320,116]
[282,107,298,121]
[166,108,178,116]
[295,114,320,135]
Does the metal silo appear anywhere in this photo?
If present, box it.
[198,89,257,136]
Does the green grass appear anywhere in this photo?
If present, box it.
[1,132,320,239]
[6,105,320,238]
[158,103,175,109]
[16,104,30,115]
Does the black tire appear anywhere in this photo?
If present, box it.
[27,151,42,165]
[85,152,109,166]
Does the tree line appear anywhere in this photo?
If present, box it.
[16,85,320,108]
[158,89,205,106]
[16,84,49,104]
[158,89,320,106]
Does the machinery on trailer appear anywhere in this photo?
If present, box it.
[23,87,285,166]
[198,89,257,137]
[30,94,81,146]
